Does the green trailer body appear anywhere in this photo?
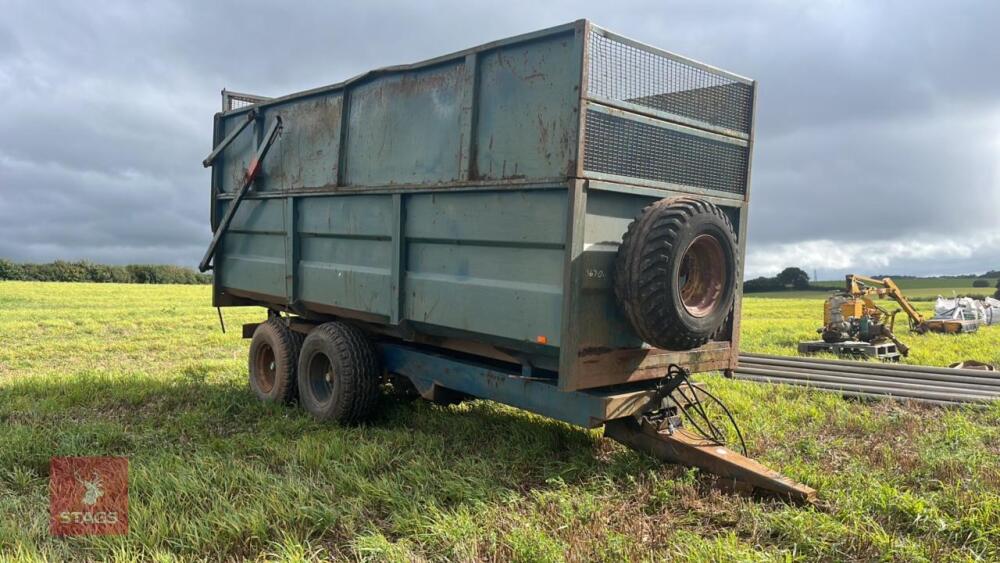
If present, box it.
[207,19,756,395]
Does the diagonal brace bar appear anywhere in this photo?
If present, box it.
[199,116,283,272]
[202,109,257,168]
[605,417,817,504]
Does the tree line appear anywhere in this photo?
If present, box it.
[743,267,819,293]
[0,259,211,284]
[744,267,1000,297]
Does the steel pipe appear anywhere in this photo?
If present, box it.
[736,372,994,403]
[735,367,1000,399]
[734,353,1000,406]
[742,355,1000,380]
[739,358,1000,389]
[740,357,1000,385]
[736,364,1000,395]
[734,375,966,407]
[735,373,993,404]
[744,353,1000,380]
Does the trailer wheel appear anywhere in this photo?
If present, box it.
[614,197,738,350]
[297,321,381,423]
[248,319,303,404]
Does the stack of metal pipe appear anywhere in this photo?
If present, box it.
[735,354,1000,407]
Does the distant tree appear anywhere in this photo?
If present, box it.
[743,276,780,293]
[973,279,990,288]
[995,279,1000,300]
[0,259,23,280]
[776,267,811,290]
[0,259,211,284]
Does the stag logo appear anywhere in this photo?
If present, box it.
[50,456,128,536]
[76,471,104,506]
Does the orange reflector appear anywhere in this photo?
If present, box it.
[536,335,548,344]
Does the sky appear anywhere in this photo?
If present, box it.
[1,0,998,279]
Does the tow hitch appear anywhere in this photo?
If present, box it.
[605,366,817,504]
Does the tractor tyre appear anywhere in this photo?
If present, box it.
[297,321,382,423]
[248,318,304,404]
[614,196,738,350]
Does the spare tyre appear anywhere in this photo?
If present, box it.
[614,197,738,350]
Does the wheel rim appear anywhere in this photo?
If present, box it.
[678,234,726,318]
[252,343,277,393]
[306,352,334,404]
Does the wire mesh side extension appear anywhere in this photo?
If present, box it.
[584,110,749,194]
[587,31,753,134]
[222,90,272,112]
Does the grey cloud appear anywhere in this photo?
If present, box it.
[749,105,1000,245]
[746,232,1000,279]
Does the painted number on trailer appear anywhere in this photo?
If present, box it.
[583,267,611,289]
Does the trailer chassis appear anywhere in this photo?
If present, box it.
[243,320,816,503]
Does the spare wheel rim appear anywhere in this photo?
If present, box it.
[678,234,726,318]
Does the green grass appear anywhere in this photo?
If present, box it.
[756,287,998,300]
[1,282,999,561]
[805,276,999,300]
[867,277,998,290]
[741,296,1000,367]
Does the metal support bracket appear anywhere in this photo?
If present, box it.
[605,417,817,504]
[199,116,283,272]
[202,109,257,168]
[377,341,815,502]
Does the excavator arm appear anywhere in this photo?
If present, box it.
[878,277,926,328]
[845,275,926,329]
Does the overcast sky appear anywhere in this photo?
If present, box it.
[1,0,997,279]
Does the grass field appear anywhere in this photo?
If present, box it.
[756,288,998,300]
[1,282,998,561]
[741,296,1000,368]
[804,276,1000,300]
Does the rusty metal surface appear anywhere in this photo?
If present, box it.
[344,63,465,186]
[203,110,255,168]
[474,32,582,180]
[207,20,754,392]
[201,117,283,272]
[379,341,664,428]
[605,417,817,503]
[260,95,343,191]
[571,342,731,389]
[216,24,583,196]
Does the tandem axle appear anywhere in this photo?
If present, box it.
[242,318,816,504]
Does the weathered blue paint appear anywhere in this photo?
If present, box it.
[475,32,581,180]
[379,342,660,428]
[209,20,756,392]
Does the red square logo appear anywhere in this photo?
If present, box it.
[50,457,128,536]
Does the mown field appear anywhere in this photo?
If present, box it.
[742,294,1000,368]
[1,282,998,561]
[804,276,999,300]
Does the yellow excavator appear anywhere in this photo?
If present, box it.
[818,275,976,357]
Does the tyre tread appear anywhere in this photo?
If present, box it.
[248,318,302,404]
[614,196,738,350]
[298,321,381,423]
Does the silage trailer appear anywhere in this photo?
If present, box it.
[200,20,814,501]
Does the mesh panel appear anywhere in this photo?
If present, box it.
[588,31,752,134]
[224,92,271,111]
[583,110,748,194]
